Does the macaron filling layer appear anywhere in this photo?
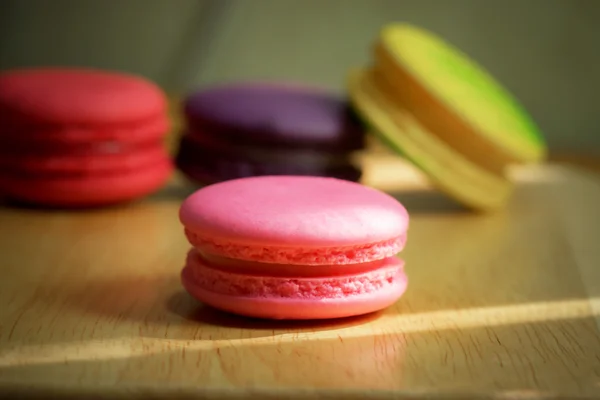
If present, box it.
[176,155,362,185]
[0,142,169,176]
[184,249,406,299]
[184,228,407,265]
[176,140,362,184]
[186,118,365,151]
[199,251,399,277]
[181,132,355,168]
[0,115,169,144]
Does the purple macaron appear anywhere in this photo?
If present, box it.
[175,82,366,185]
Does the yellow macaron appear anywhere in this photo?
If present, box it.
[347,23,547,211]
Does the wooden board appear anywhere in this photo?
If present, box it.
[1,155,600,400]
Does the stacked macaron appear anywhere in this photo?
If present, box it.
[179,175,409,320]
[347,23,547,210]
[175,83,365,185]
[0,68,173,207]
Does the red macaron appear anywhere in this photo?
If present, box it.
[0,68,173,207]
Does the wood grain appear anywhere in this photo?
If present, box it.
[1,154,600,400]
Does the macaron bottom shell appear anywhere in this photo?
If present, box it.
[0,143,169,175]
[0,160,173,208]
[181,250,407,320]
[175,141,363,185]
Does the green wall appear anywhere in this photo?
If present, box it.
[1,0,598,154]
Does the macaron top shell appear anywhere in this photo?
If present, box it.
[184,82,363,149]
[0,68,167,126]
[180,175,409,248]
[379,23,546,163]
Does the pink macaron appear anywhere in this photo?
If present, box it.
[179,175,409,320]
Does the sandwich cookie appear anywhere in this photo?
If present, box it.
[179,175,409,320]
[0,68,173,207]
[347,23,547,210]
[175,82,365,185]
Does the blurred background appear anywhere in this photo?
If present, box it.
[0,0,598,156]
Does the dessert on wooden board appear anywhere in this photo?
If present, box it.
[347,23,547,210]
[179,175,409,319]
[175,82,365,185]
[0,68,173,207]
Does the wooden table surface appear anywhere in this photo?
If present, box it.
[1,152,600,400]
